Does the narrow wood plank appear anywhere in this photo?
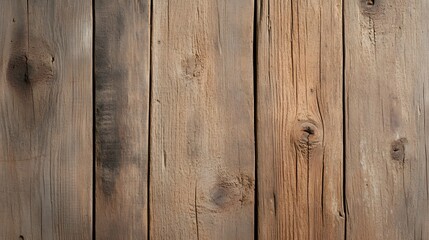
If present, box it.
[256,0,345,239]
[94,0,150,239]
[0,0,92,239]
[345,0,429,239]
[150,0,255,239]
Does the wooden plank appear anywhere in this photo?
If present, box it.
[256,0,344,239]
[0,0,92,239]
[150,0,255,239]
[345,0,429,239]
[94,0,150,239]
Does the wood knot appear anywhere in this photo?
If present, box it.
[391,138,407,162]
[360,0,376,8]
[6,53,30,88]
[360,0,383,16]
[209,173,254,211]
[182,53,204,81]
[294,121,322,154]
[6,40,55,89]
[210,184,231,207]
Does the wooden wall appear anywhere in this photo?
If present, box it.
[0,0,428,239]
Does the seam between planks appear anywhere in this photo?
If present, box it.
[92,0,96,238]
[342,0,348,239]
[253,0,259,239]
[148,0,154,239]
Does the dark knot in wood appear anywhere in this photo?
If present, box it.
[294,121,322,155]
[390,138,407,162]
[6,38,55,89]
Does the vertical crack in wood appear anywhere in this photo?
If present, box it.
[162,149,167,169]
[194,184,200,240]
[305,128,311,240]
[424,86,429,201]
[317,2,326,225]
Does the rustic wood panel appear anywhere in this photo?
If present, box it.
[150,0,255,239]
[94,0,150,239]
[256,0,345,239]
[345,0,429,239]
[0,0,92,239]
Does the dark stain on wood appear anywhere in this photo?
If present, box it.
[95,70,126,197]
[6,28,29,91]
[7,53,30,89]
[95,5,127,197]
[7,31,54,96]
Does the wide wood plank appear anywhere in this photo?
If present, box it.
[345,0,429,239]
[94,0,150,239]
[150,0,255,239]
[0,0,92,239]
[256,0,344,239]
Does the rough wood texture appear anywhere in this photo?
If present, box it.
[0,0,92,239]
[95,0,150,239]
[345,0,429,239]
[256,0,345,239]
[150,0,255,239]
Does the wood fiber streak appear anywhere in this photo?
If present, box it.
[150,0,255,239]
[256,0,344,239]
[0,0,92,239]
[95,0,150,239]
[345,0,429,238]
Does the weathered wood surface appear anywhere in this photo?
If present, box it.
[345,0,429,239]
[256,0,345,239]
[94,0,150,239]
[0,0,92,239]
[149,0,255,239]
[1,0,428,239]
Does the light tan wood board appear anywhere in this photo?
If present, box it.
[0,0,93,239]
[149,0,255,239]
[345,0,429,239]
[256,0,345,239]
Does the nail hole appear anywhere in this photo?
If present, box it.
[367,0,374,5]
[19,236,24,240]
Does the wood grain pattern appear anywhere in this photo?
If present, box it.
[94,0,150,239]
[2,0,429,238]
[0,0,92,239]
[256,0,345,239]
[150,0,255,239]
[345,0,429,239]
